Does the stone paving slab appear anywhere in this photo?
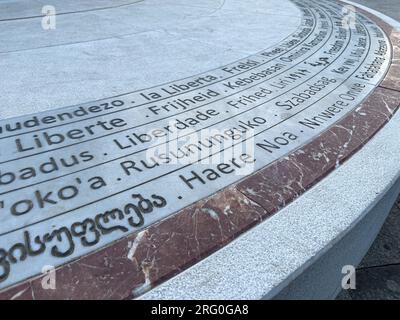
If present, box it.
[336,197,400,300]
[0,0,399,299]
[360,199,400,268]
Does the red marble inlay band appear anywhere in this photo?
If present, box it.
[341,1,400,92]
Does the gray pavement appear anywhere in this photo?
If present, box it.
[335,0,400,300]
[0,0,398,299]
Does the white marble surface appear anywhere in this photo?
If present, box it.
[0,0,300,119]
[0,0,142,20]
[141,102,400,299]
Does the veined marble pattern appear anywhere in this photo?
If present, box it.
[0,0,397,298]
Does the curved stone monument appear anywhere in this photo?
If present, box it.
[0,0,399,299]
